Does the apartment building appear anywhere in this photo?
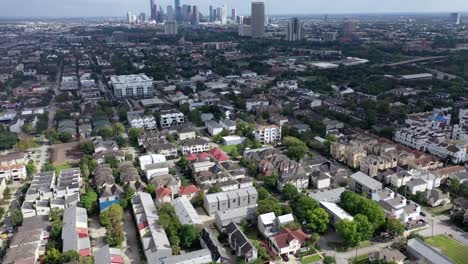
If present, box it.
[159,110,185,128]
[349,172,383,198]
[254,124,282,145]
[62,207,91,257]
[203,187,258,215]
[110,74,153,98]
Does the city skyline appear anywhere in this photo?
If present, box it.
[1,0,468,18]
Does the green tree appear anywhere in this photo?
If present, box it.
[128,127,144,145]
[354,214,374,241]
[257,187,271,200]
[42,163,55,172]
[257,197,282,216]
[179,224,199,249]
[58,131,73,143]
[291,195,319,222]
[81,189,98,214]
[62,250,80,262]
[385,217,405,237]
[44,248,63,264]
[100,204,124,228]
[170,234,181,255]
[49,208,64,222]
[282,183,300,201]
[26,162,37,178]
[0,129,17,150]
[177,156,189,170]
[98,126,114,139]
[306,208,329,233]
[323,256,336,264]
[146,183,156,195]
[105,223,125,247]
[112,122,125,136]
[105,156,120,168]
[336,219,360,247]
[449,177,461,194]
[78,140,95,155]
[207,186,222,194]
[10,209,23,228]
[120,185,135,209]
[283,136,308,161]
[44,128,58,143]
[191,190,205,207]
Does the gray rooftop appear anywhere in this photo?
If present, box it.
[407,238,455,264]
[351,172,383,190]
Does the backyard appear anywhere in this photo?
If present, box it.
[425,235,468,264]
[301,253,322,264]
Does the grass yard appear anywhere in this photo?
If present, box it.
[351,254,369,264]
[301,254,322,264]
[54,163,72,174]
[220,145,237,154]
[425,235,468,264]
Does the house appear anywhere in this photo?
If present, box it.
[200,228,228,263]
[156,187,173,205]
[225,222,258,262]
[254,124,282,145]
[374,188,421,223]
[215,206,257,230]
[320,201,353,227]
[173,197,203,225]
[131,192,172,262]
[220,119,237,133]
[309,187,346,204]
[310,171,331,189]
[349,172,383,198]
[203,187,258,215]
[369,248,406,264]
[93,150,125,165]
[206,120,224,136]
[147,142,178,158]
[0,164,26,182]
[139,154,169,179]
[268,228,310,257]
[178,127,197,140]
[99,184,124,211]
[178,184,199,200]
[180,138,210,154]
[95,140,119,153]
[222,135,246,146]
[3,216,50,264]
[425,189,450,207]
[94,245,124,264]
[407,238,455,264]
[159,249,212,264]
[160,110,185,128]
[257,212,295,237]
[62,207,91,257]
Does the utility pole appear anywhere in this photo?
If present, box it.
[432,218,434,238]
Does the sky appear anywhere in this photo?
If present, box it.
[1,0,468,18]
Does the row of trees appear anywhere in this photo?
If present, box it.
[99,204,125,247]
[337,191,405,247]
[158,204,200,255]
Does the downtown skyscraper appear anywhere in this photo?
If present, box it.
[150,0,157,21]
[251,2,265,38]
[287,18,303,41]
[175,0,182,22]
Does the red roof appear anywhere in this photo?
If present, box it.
[111,255,124,263]
[186,154,198,162]
[179,184,199,195]
[210,148,229,161]
[77,227,88,238]
[156,187,172,199]
[79,248,91,257]
[271,228,310,249]
[137,221,149,230]
[197,152,210,159]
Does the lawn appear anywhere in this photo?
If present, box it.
[54,163,71,174]
[301,254,322,264]
[220,145,237,154]
[425,235,468,264]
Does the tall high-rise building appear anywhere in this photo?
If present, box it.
[231,8,237,21]
[175,0,182,22]
[450,12,461,25]
[287,18,303,41]
[221,3,227,24]
[139,12,147,23]
[167,5,174,21]
[251,2,265,38]
[209,5,214,22]
[343,20,355,38]
[150,0,158,20]
[127,11,133,24]
[191,5,200,25]
[165,21,178,35]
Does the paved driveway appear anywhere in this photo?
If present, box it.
[123,210,142,263]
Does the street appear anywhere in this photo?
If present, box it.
[417,212,468,246]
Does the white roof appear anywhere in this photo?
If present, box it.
[277,213,294,224]
[110,74,152,84]
[320,202,353,221]
[311,62,339,69]
[401,73,433,80]
[258,212,276,225]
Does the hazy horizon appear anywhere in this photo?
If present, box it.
[1,0,468,18]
